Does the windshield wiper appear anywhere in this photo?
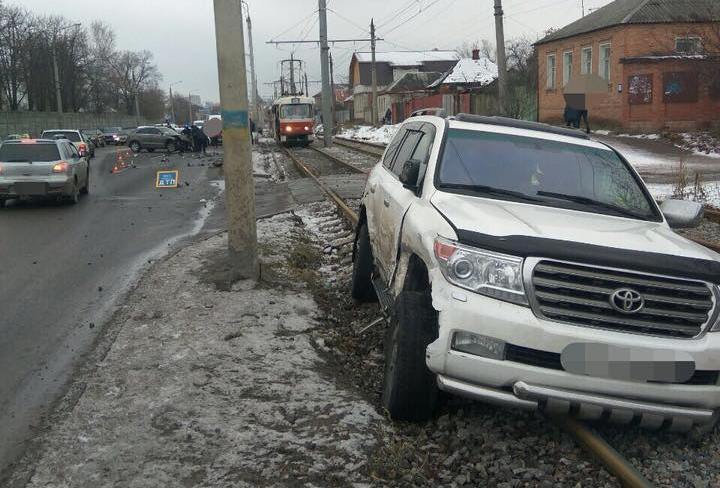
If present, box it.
[439,183,544,202]
[536,191,651,219]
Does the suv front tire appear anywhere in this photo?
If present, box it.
[351,222,377,302]
[382,290,439,421]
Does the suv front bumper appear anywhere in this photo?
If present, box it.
[426,278,720,429]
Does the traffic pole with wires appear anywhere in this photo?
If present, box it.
[213,0,258,280]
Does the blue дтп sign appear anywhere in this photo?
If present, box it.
[156,170,179,188]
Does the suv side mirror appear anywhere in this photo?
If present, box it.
[660,199,703,228]
[399,159,421,191]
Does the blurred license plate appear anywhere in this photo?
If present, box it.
[560,343,695,383]
[14,182,47,195]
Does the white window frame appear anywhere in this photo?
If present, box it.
[598,42,611,80]
[581,46,592,74]
[546,53,557,89]
[563,50,573,86]
[675,36,702,54]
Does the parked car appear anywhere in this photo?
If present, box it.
[40,129,94,159]
[101,127,123,145]
[0,138,90,206]
[352,114,720,431]
[126,126,188,153]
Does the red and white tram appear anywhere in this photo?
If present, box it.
[271,95,315,147]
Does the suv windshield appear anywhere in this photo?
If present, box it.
[42,131,81,142]
[0,143,60,162]
[437,128,659,220]
[280,104,312,119]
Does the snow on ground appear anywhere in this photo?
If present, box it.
[340,124,399,145]
[17,215,385,487]
[678,132,720,159]
[646,181,720,208]
[617,133,662,140]
[252,150,282,181]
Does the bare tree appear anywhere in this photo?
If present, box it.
[0,4,32,110]
[109,50,162,115]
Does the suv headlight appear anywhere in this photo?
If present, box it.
[433,237,528,305]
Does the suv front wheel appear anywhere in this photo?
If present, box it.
[351,222,377,302]
[382,290,439,421]
[129,141,142,153]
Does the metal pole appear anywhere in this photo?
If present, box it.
[371,19,379,126]
[246,8,259,123]
[169,85,176,123]
[52,44,63,114]
[330,51,336,134]
[213,0,258,280]
[290,53,296,95]
[494,0,508,116]
[318,0,333,146]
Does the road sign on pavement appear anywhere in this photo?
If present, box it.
[156,170,179,188]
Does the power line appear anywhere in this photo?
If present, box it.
[328,8,369,35]
[377,0,421,29]
[381,0,448,36]
[268,9,318,43]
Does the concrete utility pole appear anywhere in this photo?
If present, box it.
[329,51,336,134]
[318,0,333,147]
[290,53,296,94]
[188,92,194,124]
[52,45,63,114]
[213,0,258,280]
[51,23,80,114]
[494,0,508,116]
[169,81,181,123]
[245,4,259,123]
[132,72,141,126]
[371,19,379,127]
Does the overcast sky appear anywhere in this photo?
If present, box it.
[21,0,614,103]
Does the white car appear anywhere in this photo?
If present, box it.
[41,129,94,159]
[352,114,720,431]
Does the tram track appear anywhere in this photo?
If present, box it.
[281,141,656,488]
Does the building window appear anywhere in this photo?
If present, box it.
[675,36,702,54]
[563,51,573,86]
[599,43,611,80]
[628,74,653,105]
[663,72,699,103]
[581,47,592,74]
[547,53,556,89]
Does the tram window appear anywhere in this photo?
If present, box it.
[280,104,312,119]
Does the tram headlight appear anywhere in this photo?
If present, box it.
[285,126,293,133]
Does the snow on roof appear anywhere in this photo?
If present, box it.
[353,50,460,67]
[429,57,498,87]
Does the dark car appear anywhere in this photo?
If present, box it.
[126,126,188,153]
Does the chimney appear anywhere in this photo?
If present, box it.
[472,48,480,60]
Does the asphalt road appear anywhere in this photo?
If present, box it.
[0,146,223,474]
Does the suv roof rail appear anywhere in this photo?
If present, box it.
[452,114,590,140]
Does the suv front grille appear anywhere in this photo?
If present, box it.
[530,260,716,338]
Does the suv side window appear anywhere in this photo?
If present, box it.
[383,128,407,170]
[390,130,423,177]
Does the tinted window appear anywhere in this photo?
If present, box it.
[0,143,61,162]
[66,143,79,158]
[391,130,423,176]
[437,128,658,220]
[136,128,152,134]
[42,131,81,142]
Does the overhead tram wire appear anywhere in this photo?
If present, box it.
[268,9,318,45]
[381,0,449,36]
[376,0,423,29]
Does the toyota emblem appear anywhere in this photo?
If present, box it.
[610,288,645,314]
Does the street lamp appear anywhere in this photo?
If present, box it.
[168,81,182,123]
[52,23,81,114]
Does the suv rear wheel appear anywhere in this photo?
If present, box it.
[382,290,439,421]
[351,222,377,301]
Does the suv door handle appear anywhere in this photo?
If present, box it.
[383,198,390,208]
[370,184,376,194]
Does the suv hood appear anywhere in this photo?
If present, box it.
[430,191,718,262]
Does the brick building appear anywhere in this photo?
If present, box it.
[348,50,459,123]
[536,0,720,131]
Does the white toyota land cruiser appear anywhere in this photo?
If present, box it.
[351,114,720,431]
